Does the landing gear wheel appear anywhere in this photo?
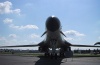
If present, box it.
[44,53,49,57]
[50,53,53,59]
[60,53,65,57]
[44,53,47,57]
[55,53,57,59]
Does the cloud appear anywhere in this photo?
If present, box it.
[0,36,18,46]
[3,18,13,24]
[9,34,17,38]
[3,18,39,30]
[0,34,40,50]
[9,24,39,30]
[64,37,74,40]
[0,37,6,41]
[63,30,85,41]
[13,9,21,15]
[0,1,21,15]
[64,30,85,37]
[30,34,40,38]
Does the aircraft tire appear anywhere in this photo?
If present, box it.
[50,53,53,59]
[55,53,57,59]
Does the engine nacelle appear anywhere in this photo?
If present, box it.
[38,46,49,52]
[60,46,71,52]
[60,47,73,58]
[65,51,73,58]
[38,47,43,52]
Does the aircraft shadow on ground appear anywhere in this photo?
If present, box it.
[35,56,64,65]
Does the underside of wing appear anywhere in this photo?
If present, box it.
[71,44,100,47]
[0,44,39,48]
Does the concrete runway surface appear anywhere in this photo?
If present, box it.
[0,55,100,65]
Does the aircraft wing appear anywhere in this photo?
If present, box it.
[94,42,100,45]
[70,44,100,47]
[0,44,39,48]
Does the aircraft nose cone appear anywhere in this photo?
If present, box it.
[46,16,60,32]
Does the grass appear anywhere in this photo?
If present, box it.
[14,53,44,56]
[73,54,100,57]
[0,52,44,56]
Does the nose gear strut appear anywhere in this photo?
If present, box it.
[50,39,58,59]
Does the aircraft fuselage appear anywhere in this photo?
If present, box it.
[45,16,65,48]
[39,16,71,54]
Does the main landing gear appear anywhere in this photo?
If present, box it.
[44,53,58,59]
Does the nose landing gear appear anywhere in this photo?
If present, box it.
[50,53,57,59]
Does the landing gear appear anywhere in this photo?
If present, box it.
[60,53,65,57]
[44,53,57,59]
[50,53,53,59]
[44,53,50,57]
[50,53,57,59]
[55,53,57,59]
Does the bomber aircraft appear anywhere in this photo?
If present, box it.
[0,16,100,59]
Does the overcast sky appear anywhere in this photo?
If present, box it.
[0,0,100,50]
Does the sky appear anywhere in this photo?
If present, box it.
[0,0,100,50]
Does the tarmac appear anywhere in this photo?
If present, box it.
[0,54,100,65]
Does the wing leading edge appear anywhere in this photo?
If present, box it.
[71,44,100,47]
[0,44,39,48]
